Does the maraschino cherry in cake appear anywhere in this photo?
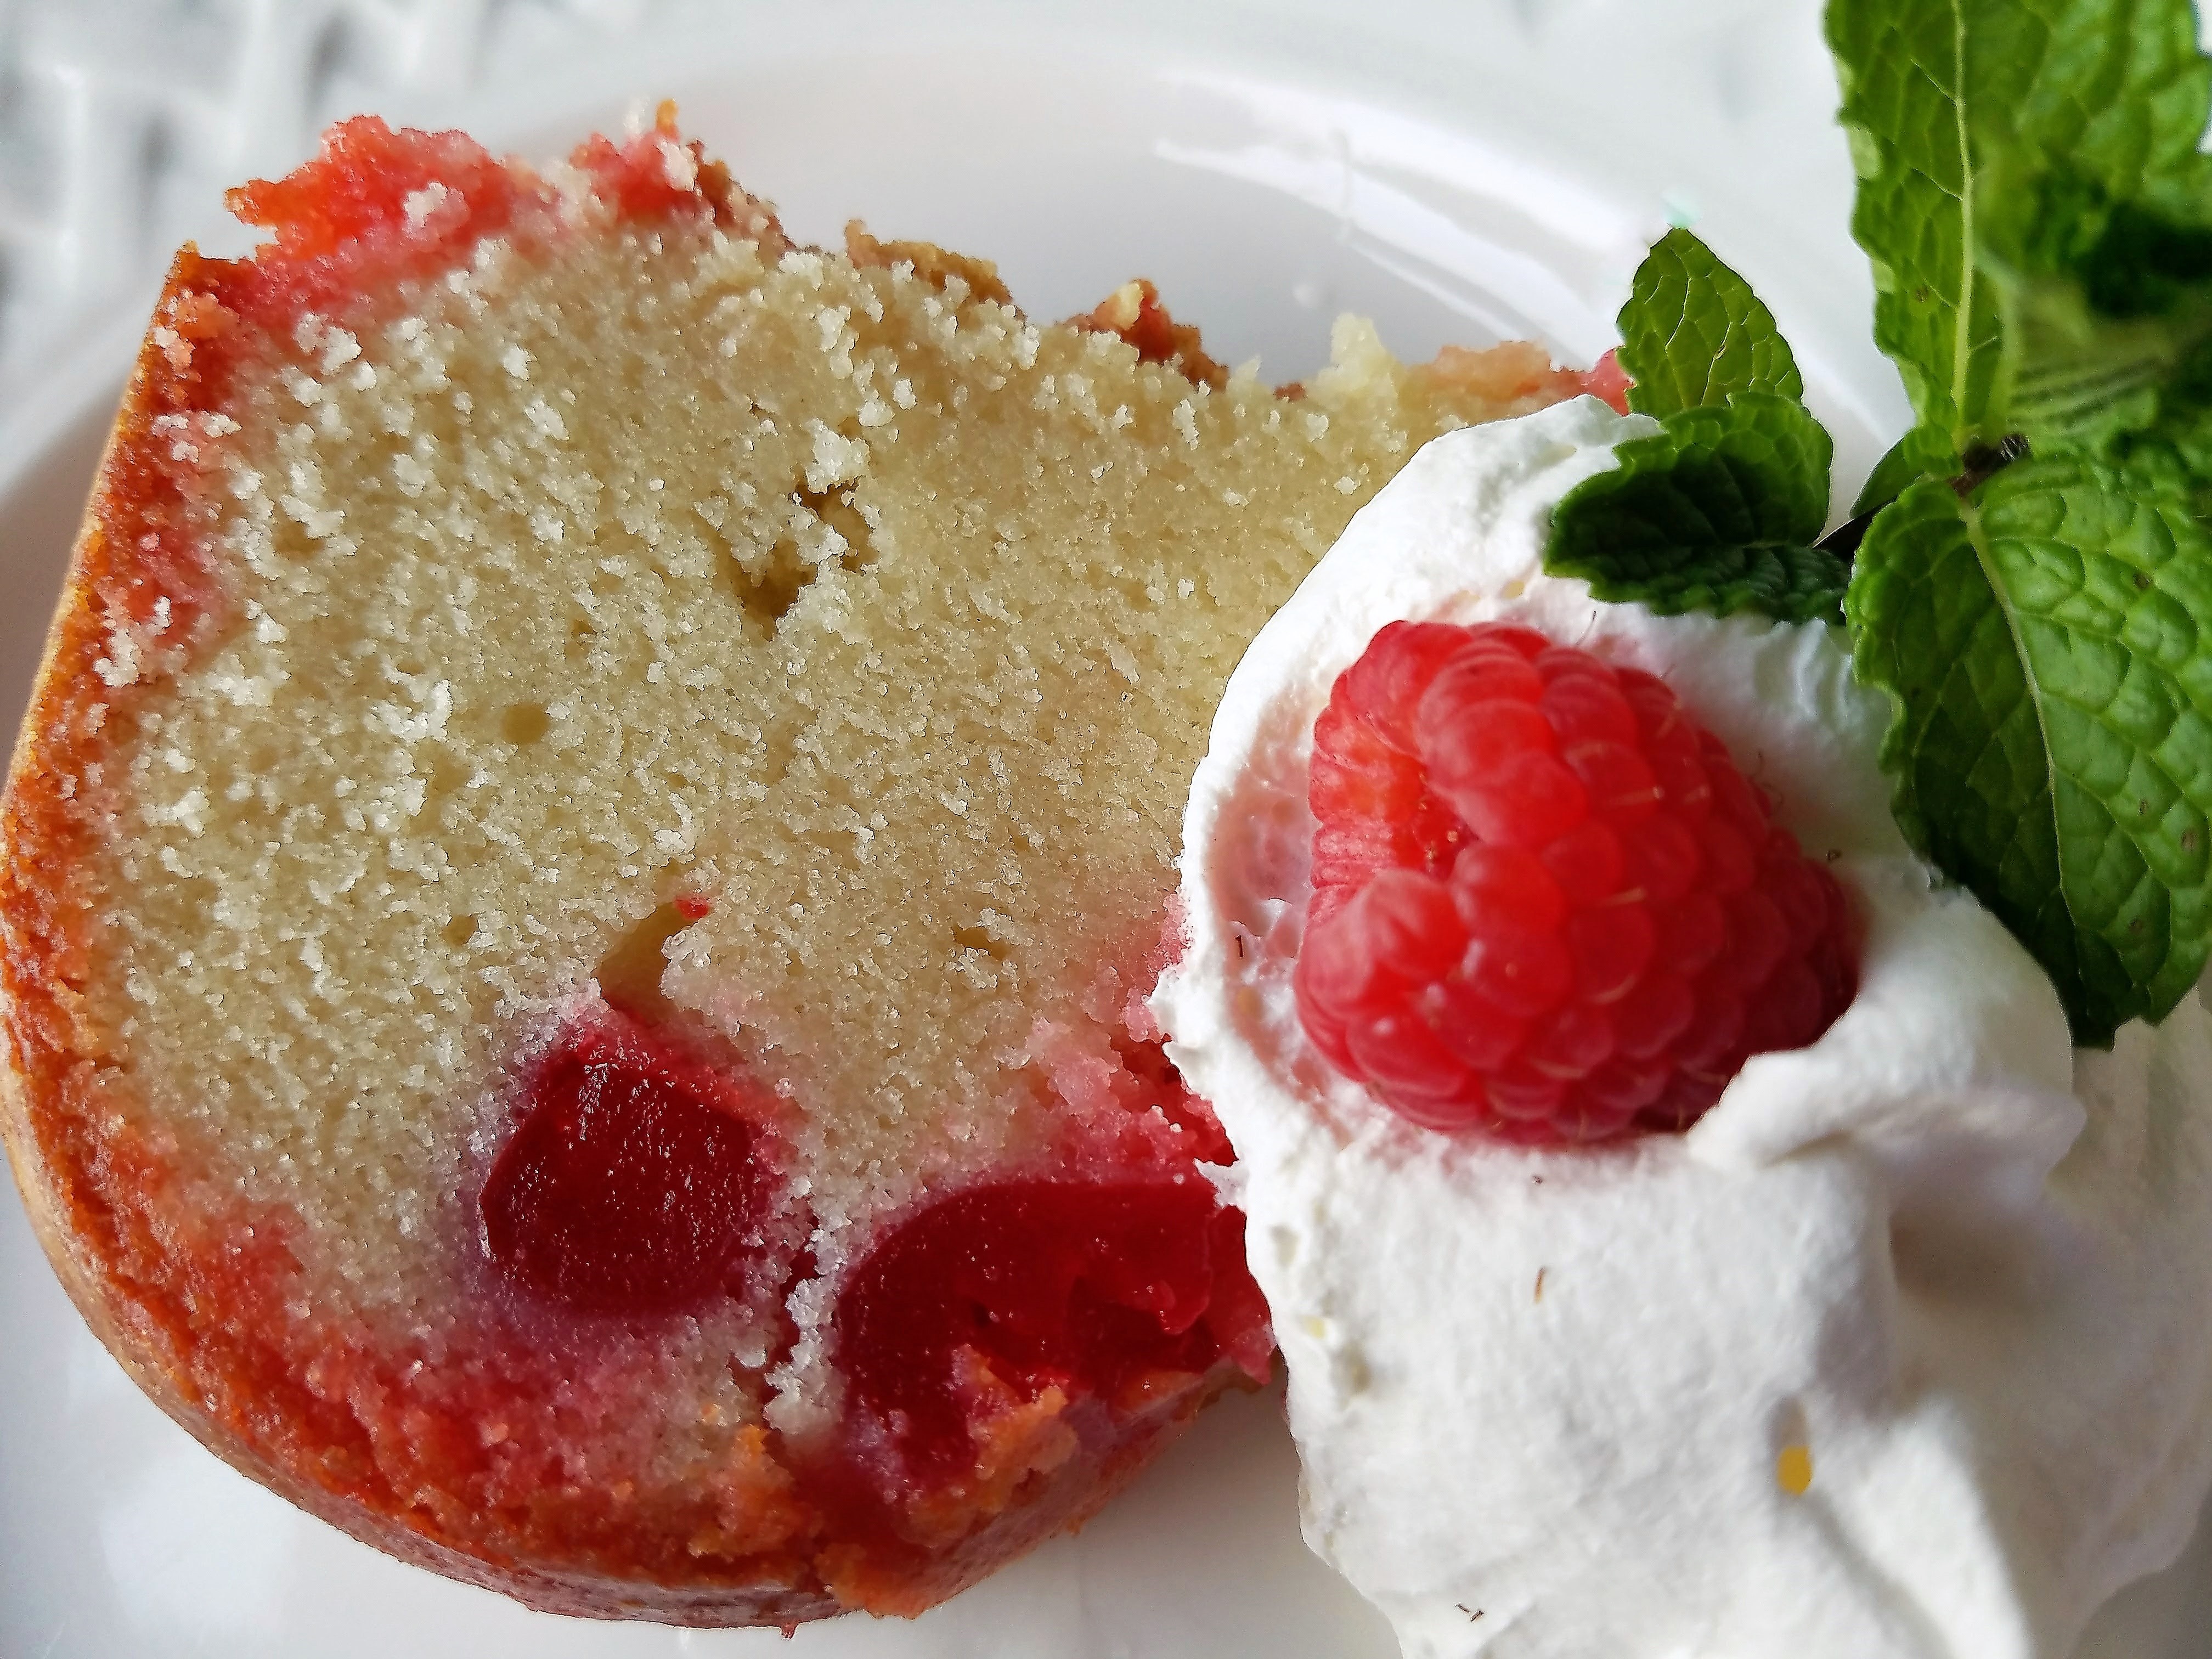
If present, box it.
[0,110,1591,1623]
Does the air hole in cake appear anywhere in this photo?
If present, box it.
[442,913,478,947]
[499,700,551,744]
[425,752,470,797]
[733,533,813,630]
[1108,572,1163,612]
[952,921,1008,962]
[800,484,880,575]
[595,896,710,1023]
[722,481,881,635]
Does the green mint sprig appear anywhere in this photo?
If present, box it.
[1539,0,2212,1045]
[1616,227,1805,414]
[1545,229,1850,624]
[1832,0,2212,1045]
[1831,0,2212,470]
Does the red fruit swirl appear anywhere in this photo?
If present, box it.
[1297,619,1857,1142]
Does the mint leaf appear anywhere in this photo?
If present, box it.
[1847,462,2212,1045]
[1827,0,2006,455]
[1830,0,2212,457]
[1617,228,1803,417]
[1996,246,2212,450]
[1830,0,2212,1039]
[1967,2,2212,225]
[1850,428,1941,517]
[1558,234,1842,624]
[1548,395,1846,625]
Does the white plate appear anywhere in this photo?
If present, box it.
[1,3,2208,1655]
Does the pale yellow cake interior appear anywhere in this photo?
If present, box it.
[79,203,1570,1352]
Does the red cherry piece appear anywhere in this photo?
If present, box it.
[1299,620,1859,1143]
[567,110,723,224]
[833,1181,1269,1483]
[480,1013,775,1315]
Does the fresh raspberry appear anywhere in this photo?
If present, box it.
[1296,620,1856,1142]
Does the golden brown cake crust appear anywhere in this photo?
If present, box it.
[844,220,1014,306]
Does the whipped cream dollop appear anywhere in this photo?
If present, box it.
[1154,397,2212,1659]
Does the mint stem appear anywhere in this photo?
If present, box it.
[1816,435,2030,562]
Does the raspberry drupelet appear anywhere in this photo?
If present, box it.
[1296,620,1858,1141]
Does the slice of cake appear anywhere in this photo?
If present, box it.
[0,108,1584,1624]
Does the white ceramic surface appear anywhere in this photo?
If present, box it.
[0,4,2207,1656]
